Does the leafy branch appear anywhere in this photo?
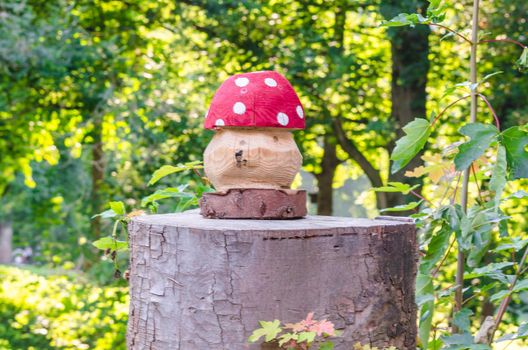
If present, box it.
[91,161,212,278]
[378,0,528,348]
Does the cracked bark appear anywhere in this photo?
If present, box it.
[127,211,417,350]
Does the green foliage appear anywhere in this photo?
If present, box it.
[371,182,420,194]
[453,309,473,332]
[147,162,204,186]
[352,343,398,350]
[454,123,498,171]
[381,13,429,27]
[248,320,282,343]
[0,266,128,350]
[142,161,211,213]
[381,0,447,27]
[390,118,432,173]
[501,125,528,179]
[248,313,337,349]
[383,1,528,349]
[489,145,507,208]
[91,163,212,278]
[380,200,422,212]
[417,273,435,349]
[440,333,491,349]
[140,186,195,213]
[516,47,528,71]
[497,322,528,342]
[92,237,128,252]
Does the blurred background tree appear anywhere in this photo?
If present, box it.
[0,0,526,349]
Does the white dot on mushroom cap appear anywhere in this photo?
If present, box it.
[233,102,246,115]
[205,109,209,118]
[215,119,225,126]
[296,105,304,119]
[277,112,289,126]
[264,78,277,87]
[235,77,249,87]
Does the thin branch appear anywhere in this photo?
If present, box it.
[431,95,472,126]
[429,23,472,44]
[410,189,435,207]
[333,118,383,189]
[477,93,501,130]
[462,292,480,306]
[471,165,484,203]
[432,237,456,277]
[455,0,480,330]
[489,245,528,343]
[479,38,527,49]
[192,167,208,186]
[450,173,463,205]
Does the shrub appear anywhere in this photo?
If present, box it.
[0,266,128,350]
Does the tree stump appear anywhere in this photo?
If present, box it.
[127,210,417,350]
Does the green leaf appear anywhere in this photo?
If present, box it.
[380,200,422,212]
[490,289,511,303]
[464,262,514,279]
[297,331,316,344]
[141,186,194,208]
[319,341,334,350]
[512,279,528,293]
[148,161,203,186]
[441,332,474,346]
[390,118,431,173]
[248,320,282,343]
[278,333,297,347]
[453,309,473,332]
[501,125,528,179]
[92,237,128,251]
[381,13,426,27]
[494,238,528,252]
[509,190,528,199]
[175,196,198,213]
[489,145,507,210]
[482,71,503,82]
[109,201,126,216]
[454,123,499,171]
[416,273,434,350]
[371,182,419,194]
[497,322,528,342]
[419,222,452,273]
[91,209,117,219]
[416,293,434,307]
[426,0,448,22]
[516,47,528,71]
[467,235,492,265]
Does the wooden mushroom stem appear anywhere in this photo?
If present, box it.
[204,128,302,192]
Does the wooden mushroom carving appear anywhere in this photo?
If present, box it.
[200,71,307,219]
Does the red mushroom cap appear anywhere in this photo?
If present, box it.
[204,71,305,130]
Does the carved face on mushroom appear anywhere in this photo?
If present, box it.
[203,71,304,192]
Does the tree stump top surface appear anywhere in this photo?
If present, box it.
[127,210,417,349]
[131,210,414,235]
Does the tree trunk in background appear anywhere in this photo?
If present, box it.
[90,118,104,238]
[0,220,13,264]
[316,135,339,215]
[381,1,430,209]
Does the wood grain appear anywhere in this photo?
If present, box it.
[127,211,417,350]
[200,188,307,219]
[203,128,302,192]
